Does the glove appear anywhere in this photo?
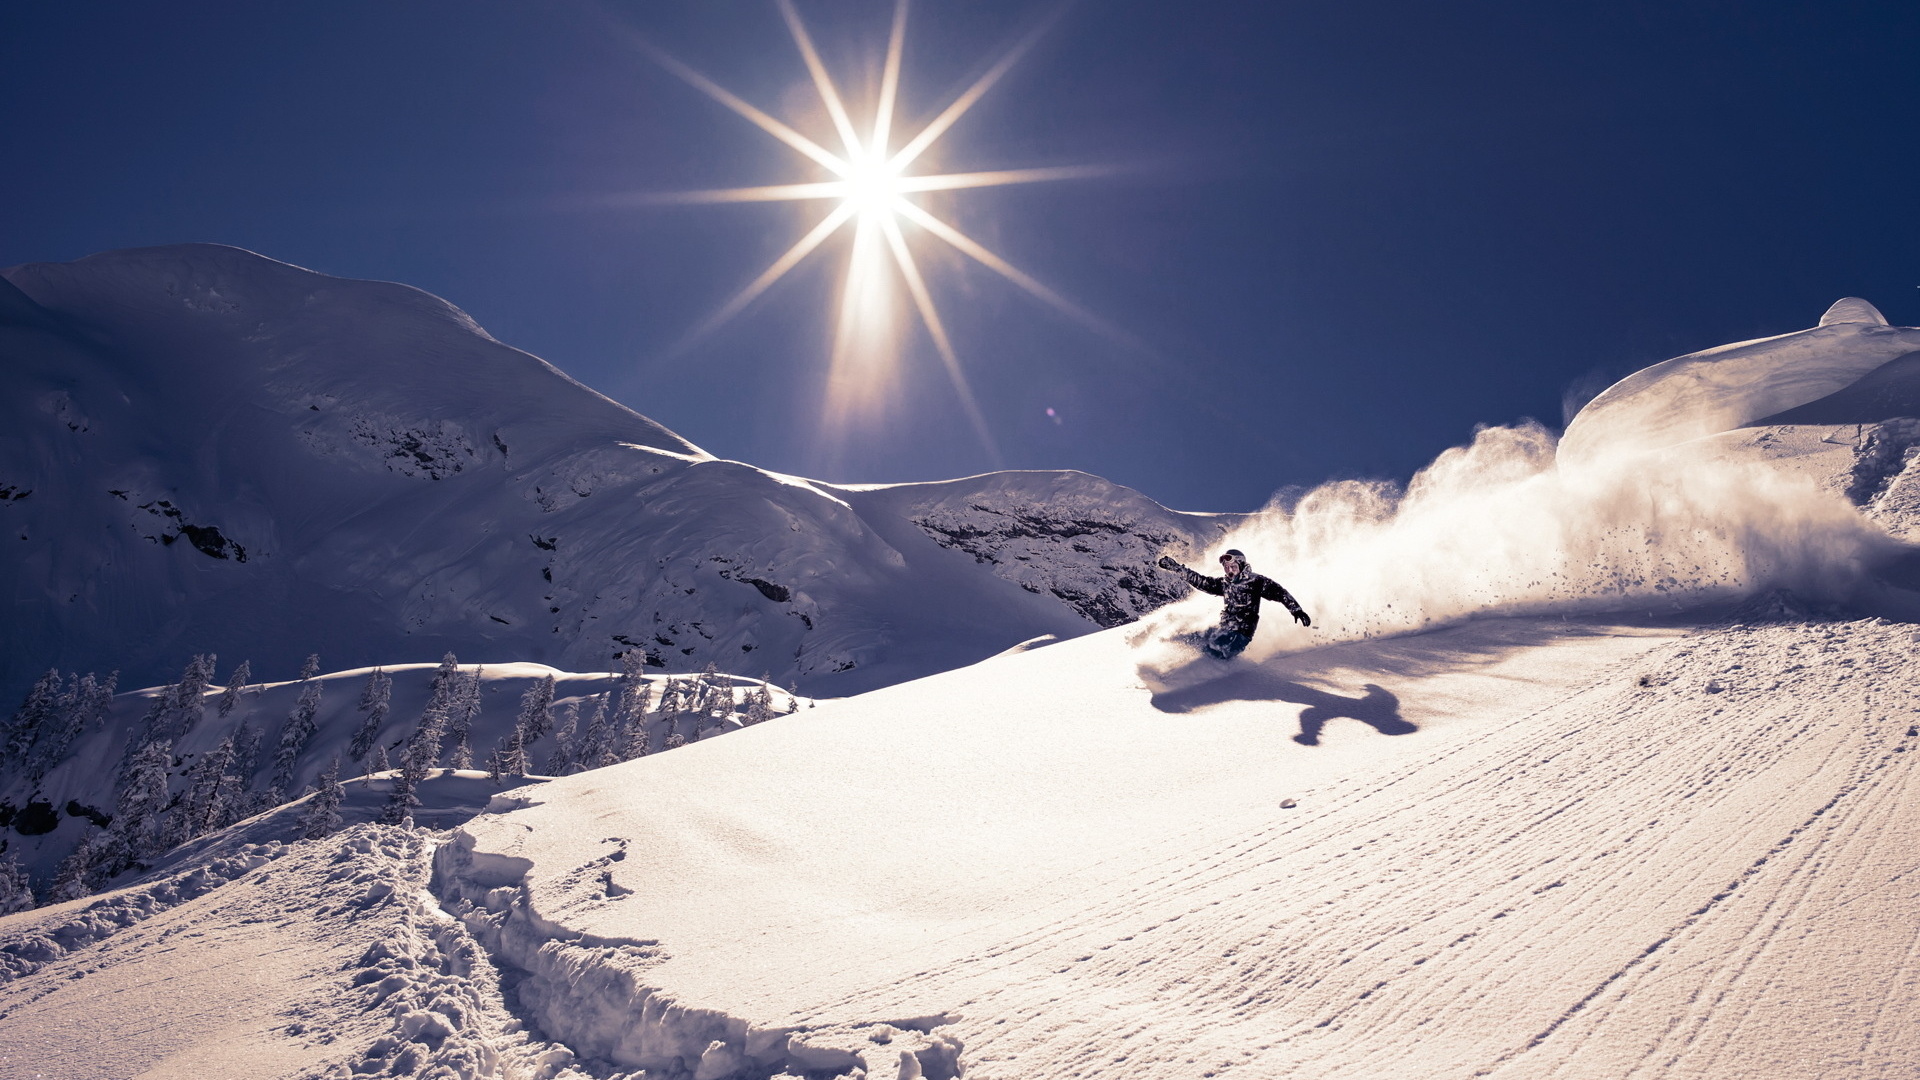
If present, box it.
[1292,609,1312,627]
[1156,555,1182,571]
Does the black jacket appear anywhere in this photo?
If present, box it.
[1178,565,1305,638]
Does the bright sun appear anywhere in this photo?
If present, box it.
[628,0,1111,462]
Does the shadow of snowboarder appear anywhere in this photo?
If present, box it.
[1282,681,1415,745]
[1151,672,1416,745]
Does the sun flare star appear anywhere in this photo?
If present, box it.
[628,0,1114,463]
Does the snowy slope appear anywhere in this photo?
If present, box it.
[6,295,1920,1079]
[7,613,1914,1079]
[0,245,1219,702]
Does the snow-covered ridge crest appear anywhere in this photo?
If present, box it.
[0,244,1212,699]
[1560,297,1920,463]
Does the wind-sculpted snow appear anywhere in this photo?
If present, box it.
[1559,296,1920,463]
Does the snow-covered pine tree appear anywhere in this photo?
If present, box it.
[380,764,416,826]
[545,700,579,775]
[349,667,392,761]
[46,827,111,904]
[272,654,323,794]
[574,693,611,771]
[489,725,529,780]
[80,671,117,731]
[181,735,238,839]
[113,739,175,871]
[516,675,556,746]
[786,680,799,714]
[385,655,459,824]
[368,743,391,785]
[442,667,484,762]
[300,757,346,840]
[25,671,89,781]
[5,668,62,763]
[654,676,682,751]
[745,676,775,726]
[623,704,651,760]
[231,718,262,786]
[449,736,473,770]
[0,850,33,914]
[217,659,251,719]
[172,653,216,738]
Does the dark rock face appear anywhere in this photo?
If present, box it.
[911,502,1209,628]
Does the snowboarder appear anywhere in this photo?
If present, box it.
[1156,549,1310,659]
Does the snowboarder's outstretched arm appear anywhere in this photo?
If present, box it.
[1157,555,1224,595]
[1260,577,1312,627]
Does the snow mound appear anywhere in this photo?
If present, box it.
[1819,295,1888,326]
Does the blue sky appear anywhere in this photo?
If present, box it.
[5,1,1918,511]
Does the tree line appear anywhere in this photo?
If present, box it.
[0,651,801,913]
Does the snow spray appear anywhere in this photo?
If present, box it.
[1134,421,1904,672]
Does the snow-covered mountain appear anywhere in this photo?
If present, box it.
[7,285,1920,1079]
[0,244,1226,703]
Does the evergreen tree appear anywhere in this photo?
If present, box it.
[654,676,683,752]
[442,668,484,762]
[516,675,556,746]
[489,725,529,780]
[349,667,392,760]
[114,739,175,870]
[0,850,33,915]
[181,735,238,838]
[544,700,579,775]
[217,660,251,719]
[448,737,473,771]
[786,681,800,714]
[623,706,651,760]
[385,655,459,824]
[614,669,654,762]
[299,757,346,840]
[745,677,775,726]
[231,719,263,788]
[172,653,216,738]
[665,731,687,750]
[574,694,612,771]
[379,763,415,826]
[5,668,61,762]
[26,671,100,781]
[367,743,391,786]
[272,655,323,793]
[47,828,110,904]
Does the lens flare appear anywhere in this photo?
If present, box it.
[620,0,1119,465]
